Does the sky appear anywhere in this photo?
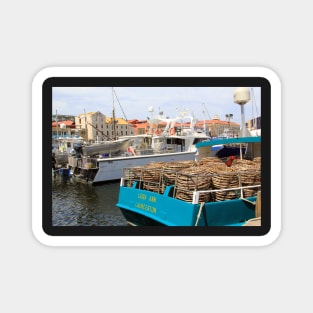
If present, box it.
[52,87,261,124]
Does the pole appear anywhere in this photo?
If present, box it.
[240,105,249,137]
[226,113,233,138]
[56,110,58,139]
[84,108,87,141]
[112,87,117,140]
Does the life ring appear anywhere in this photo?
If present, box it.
[156,129,161,136]
[170,128,175,135]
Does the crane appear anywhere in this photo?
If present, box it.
[202,102,212,120]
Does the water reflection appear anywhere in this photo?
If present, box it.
[52,175,127,226]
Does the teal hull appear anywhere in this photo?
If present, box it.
[117,183,256,226]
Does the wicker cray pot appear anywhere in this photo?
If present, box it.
[175,166,212,203]
[232,158,261,170]
[211,167,240,201]
[253,156,261,163]
[123,166,143,187]
[160,160,195,193]
[141,162,167,193]
[232,159,261,197]
[198,156,225,167]
[240,169,261,197]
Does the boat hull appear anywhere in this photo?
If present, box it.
[54,153,69,164]
[92,151,196,183]
[117,184,257,226]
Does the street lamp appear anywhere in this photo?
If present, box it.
[225,113,233,137]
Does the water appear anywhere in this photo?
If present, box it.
[52,175,128,226]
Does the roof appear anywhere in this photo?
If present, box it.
[77,111,105,117]
[52,120,75,127]
[196,120,240,126]
[135,122,149,128]
[105,117,129,125]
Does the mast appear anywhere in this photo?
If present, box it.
[56,110,58,139]
[84,108,88,141]
[251,87,260,132]
[112,87,117,140]
[113,87,128,121]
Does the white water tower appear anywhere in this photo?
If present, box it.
[234,87,251,137]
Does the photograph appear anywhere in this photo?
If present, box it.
[33,68,276,242]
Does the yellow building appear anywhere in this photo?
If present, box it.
[75,111,134,142]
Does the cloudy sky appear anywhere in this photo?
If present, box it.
[52,87,261,124]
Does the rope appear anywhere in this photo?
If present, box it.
[195,202,205,226]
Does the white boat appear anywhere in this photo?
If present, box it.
[67,110,210,184]
[81,138,131,156]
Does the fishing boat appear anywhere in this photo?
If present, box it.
[67,109,210,184]
[116,135,261,226]
[52,136,84,166]
[81,137,131,156]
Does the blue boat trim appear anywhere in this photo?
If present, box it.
[196,136,261,148]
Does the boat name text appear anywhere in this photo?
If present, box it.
[135,202,157,214]
[135,193,157,214]
[137,193,157,203]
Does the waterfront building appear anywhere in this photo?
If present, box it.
[196,115,240,138]
[75,111,134,142]
[52,120,78,138]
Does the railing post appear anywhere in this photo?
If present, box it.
[192,191,200,204]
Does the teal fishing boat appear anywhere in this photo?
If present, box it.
[116,136,261,226]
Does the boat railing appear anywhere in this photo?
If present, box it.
[189,184,261,204]
[171,169,261,204]
[121,165,261,204]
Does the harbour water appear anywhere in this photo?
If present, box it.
[52,174,128,226]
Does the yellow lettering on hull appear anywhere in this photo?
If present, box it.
[135,202,157,214]
[135,193,157,214]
